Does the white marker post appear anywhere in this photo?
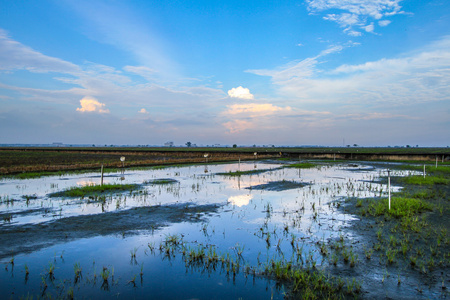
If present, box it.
[204,154,209,173]
[120,156,126,175]
[423,164,426,178]
[387,169,391,210]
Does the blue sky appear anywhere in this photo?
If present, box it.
[0,0,449,146]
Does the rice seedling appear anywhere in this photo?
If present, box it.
[46,262,55,280]
[331,253,338,266]
[128,275,137,287]
[410,255,418,267]
[74,262,82,282]
[364,248,373,260]
[350,252,358,267]
[67,287,74,299]
[101,266,110,283]
[386,248,397,265]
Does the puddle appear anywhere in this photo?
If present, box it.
[0,162,421,298]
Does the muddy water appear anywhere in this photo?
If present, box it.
[0,161,413,298]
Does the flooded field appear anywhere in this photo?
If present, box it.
[0,160,447,299]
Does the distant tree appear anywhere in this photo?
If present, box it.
[353,144,358,147]
[406,145,411,148]
[186,142,192,147]
[233,144,237,148]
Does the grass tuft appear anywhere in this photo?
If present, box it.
[50,183,139,198]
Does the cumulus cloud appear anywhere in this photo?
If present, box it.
[76,96,110,113]
[138,108,149,114]
[306,0,404,35]
[227,86,254,100]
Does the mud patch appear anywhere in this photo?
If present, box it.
[246,180,310,191]
[0,203,222,259]
[144,178,179,185]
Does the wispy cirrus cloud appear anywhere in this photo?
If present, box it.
[224,103,291,117]
[306,0,405,35]
[248,36,450,107]
[247,42,358,86]
[61,0,178,81]
[0,29,80,74]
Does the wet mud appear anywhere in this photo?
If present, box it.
[0,203,221,260]
[246,180,310,192]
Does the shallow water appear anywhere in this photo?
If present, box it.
[0,161,413,298]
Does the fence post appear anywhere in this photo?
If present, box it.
[387,169,391,210]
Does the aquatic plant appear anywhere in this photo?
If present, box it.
[50,183,139,198]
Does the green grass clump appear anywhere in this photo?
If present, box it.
[401,175,448,185]
[216,168,278,177]
[285,163,317,169]
[13,171,64,179]
[368,197,432,218]
[51,184,138,197]
[145,179,178,185]
[264,262,361,298]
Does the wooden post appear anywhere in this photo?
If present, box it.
[101,164,104,186]
[388,169,391,210]
[423,165,426,178]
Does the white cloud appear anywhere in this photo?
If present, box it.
[138,108,149,114]
[306,0,404,35]
[124,66,156,80]
[0,29,80,74]
[227,86,254,100]
[247,43,355,86]
[76,96,110,113]
[224,103,291,117]
[324,13,361,28]
[249,35,450,107]
[363,23,375,33]
[223,119,253,134]
[378,20,391,27]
